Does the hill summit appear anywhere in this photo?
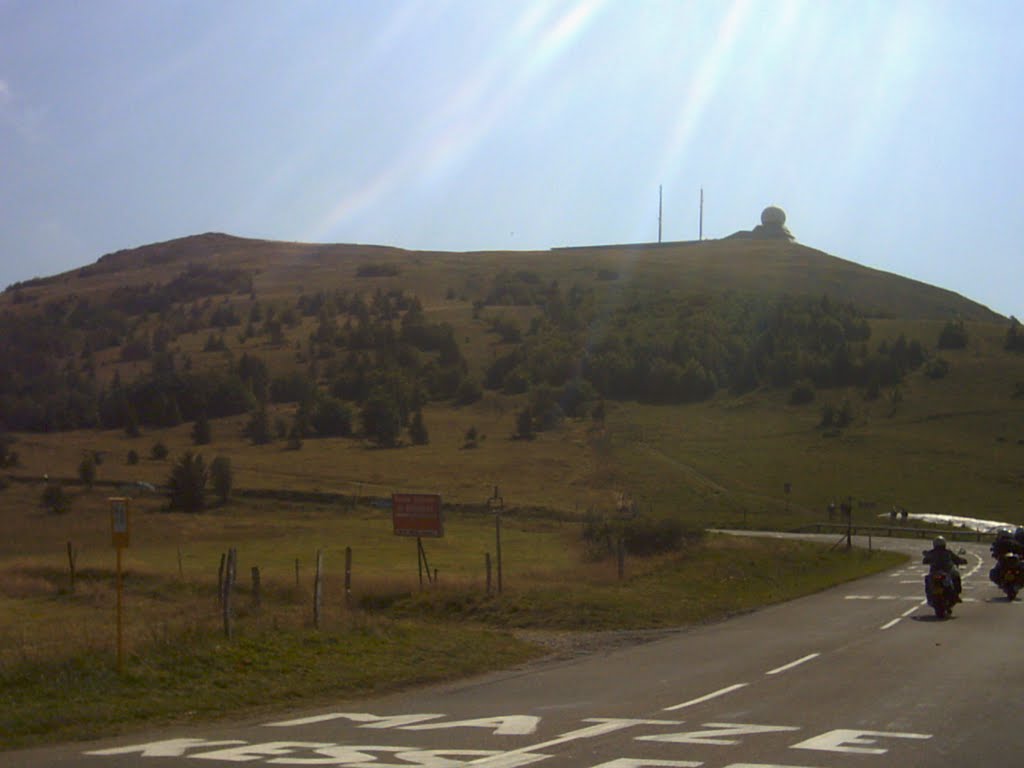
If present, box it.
[4,230,1002,322]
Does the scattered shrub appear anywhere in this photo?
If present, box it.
[821,400,853,429]
[191,414,212,445]
[210,456,232,505]
[167,451,207,513]
[582,512,703,559]
[621,516,703,556]
[360,395,402,447]
[863,379,881,401]
[938,319,967,350]
[455,378,483,405]
[311,397,353,438]
[78,453,97,488]
[0,432,17,468]
[245,406,272,445]
[789,381,815,405]
[409,411,429,445]
[925,357,950,379]
[41,482,70,514]
[203,333,228,352]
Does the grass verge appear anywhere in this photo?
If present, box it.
[0,534,904,751]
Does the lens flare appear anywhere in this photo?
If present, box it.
[308,0,608,243]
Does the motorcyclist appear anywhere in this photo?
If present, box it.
[991,527,1024,585]
[923,536,967,601]
[991,527,1023,557]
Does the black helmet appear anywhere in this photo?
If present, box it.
[933,536,947,549]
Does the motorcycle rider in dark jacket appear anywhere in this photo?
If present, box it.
[923,536,967,600]
[990,528,1024,585]
[991,529,1024,558]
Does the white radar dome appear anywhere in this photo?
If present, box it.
[761,206,787,226]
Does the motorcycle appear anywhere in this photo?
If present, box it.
[989,552,1024,600]
[924,568,958,618]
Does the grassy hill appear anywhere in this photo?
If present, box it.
[1,231,1021,526]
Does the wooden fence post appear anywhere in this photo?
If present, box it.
[217,552,226,607]
[496,513,503,594]
[295,558,300,588]
[222,548,236,639]
[485,552,492,595]
[66,541,77,594]
[313,549,323,629]
[417,538,424,590]
[251,566,261,610]
[344,546,352,609]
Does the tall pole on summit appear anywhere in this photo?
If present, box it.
[658,185,663,243]
[699,187,704,240]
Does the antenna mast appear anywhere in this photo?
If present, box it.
[699,187,704,240]
[658,185,663,243]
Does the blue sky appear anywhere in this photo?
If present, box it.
[1,0,1021,318]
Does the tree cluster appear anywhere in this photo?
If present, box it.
[938,318,968,350]
[1,263,945,445]
[482,290,926,423]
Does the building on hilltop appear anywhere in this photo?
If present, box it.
[725,205,795,241]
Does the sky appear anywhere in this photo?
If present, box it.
[1,0,1021,318]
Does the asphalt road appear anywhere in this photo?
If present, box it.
[9,535,1024,767]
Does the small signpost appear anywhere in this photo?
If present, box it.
[392,493,443,589]
[109,497,130,673]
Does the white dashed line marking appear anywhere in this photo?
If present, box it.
[663,683,748,712]
[766,653,820,675]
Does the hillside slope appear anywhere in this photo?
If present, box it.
[3,232,1002,322]
[2,231,1020,527]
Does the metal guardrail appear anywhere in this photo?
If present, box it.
[793,522,996,543]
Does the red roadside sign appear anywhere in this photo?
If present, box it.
[392,493,444,538]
